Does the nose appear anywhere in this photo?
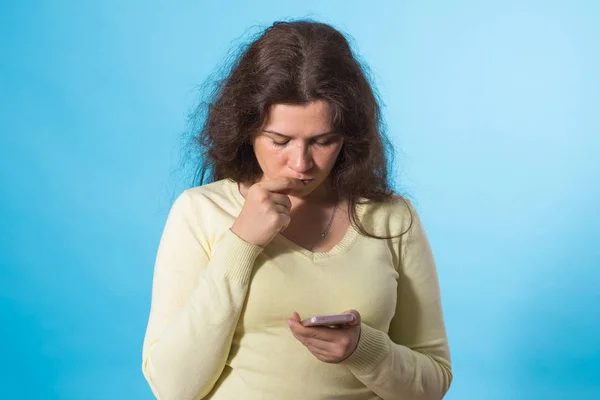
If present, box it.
[290,143,313,172]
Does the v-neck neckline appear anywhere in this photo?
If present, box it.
[225,179,363,262]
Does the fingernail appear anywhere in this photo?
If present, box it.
[287,320,292,327]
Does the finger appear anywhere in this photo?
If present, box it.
[287,313,301,330]
[270,193,292,210]
[289,322,337,343]
[260,178,302,194]
[306,344,331,359]
[290,330,307,346]
[341,310,361,326]
[273,204,290,214]
[289,324,311,347]
[291,328,333,352]
[279,213,292,231]
[304,336,337,352]
[286,313,302,332]
[289,314,341,344]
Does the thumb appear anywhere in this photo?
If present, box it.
[342,310,361,326]
[290,312,302,323]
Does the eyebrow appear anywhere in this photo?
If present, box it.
[262,129,337,139]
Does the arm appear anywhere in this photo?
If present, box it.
[141,191,263,400]
[341,201,453,399]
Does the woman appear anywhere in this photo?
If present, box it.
[142,20,452,400]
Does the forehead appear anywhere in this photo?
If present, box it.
[262,100,332,136]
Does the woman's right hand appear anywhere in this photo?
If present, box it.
[231,178,302,247]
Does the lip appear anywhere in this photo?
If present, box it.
[299,179,313,185]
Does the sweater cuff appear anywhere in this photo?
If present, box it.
[341,323,390,375]
[209,229,264,284]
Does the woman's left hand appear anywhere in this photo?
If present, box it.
[287,310,361,363]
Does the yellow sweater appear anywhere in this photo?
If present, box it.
[142,178,452,400]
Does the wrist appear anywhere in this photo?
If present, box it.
[211,229,264,283]
[340,323,389,375]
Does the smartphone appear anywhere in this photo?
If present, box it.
[301,313,355,327]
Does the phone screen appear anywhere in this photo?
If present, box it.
[301,313,355,327]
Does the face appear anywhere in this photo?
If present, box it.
[252,100,344,199]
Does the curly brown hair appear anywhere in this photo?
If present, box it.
[187,19,408,238]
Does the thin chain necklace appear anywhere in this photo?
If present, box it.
[309,199,339,251]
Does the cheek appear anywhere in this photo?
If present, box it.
[318,145,343,167]
[256,147,287,169]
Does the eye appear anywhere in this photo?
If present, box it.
[271,140,289,147]
[313,138,337,147]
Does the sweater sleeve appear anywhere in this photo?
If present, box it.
[341,201,453,399]
[141,191,263,400]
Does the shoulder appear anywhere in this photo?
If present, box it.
[164,179,242,244]
[172,178,242,217]
[184,178,239,202]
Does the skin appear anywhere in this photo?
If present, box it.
[231,100,362,363]
[287,310,362,363]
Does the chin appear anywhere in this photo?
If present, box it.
[289,187,315,198]
[293,181,327,199]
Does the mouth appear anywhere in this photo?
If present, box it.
[300,179,313,185]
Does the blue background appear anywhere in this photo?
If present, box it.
[1,1,599,399]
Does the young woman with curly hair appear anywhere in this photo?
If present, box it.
[142,19,452,400]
